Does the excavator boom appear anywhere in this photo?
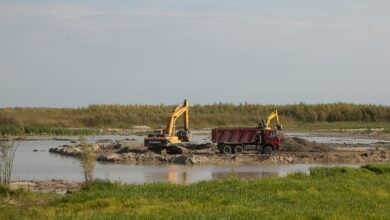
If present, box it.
[265,110,282,130]
[167,99,189,137]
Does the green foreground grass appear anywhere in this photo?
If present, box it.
[1,164,390,219]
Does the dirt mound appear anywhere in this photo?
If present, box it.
[47,137,390,165]
[280,135,331,152]
[10,180,82,194]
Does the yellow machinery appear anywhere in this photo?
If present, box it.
[262,110,282,130]
[144,99,192,149]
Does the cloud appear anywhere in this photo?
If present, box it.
[0,4,288,23]
[0,4,109,19]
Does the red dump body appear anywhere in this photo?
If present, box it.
[211,128,259,144]
[211,127,281,150]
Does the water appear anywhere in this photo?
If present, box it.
[286,132,390,145]
[10,133,382,184]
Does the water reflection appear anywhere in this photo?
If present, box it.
[167,165,189,185]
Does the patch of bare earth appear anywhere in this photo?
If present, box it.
[10,180,82,194]
[48,137,390,165]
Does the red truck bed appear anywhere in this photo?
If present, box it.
[211,128,259,144]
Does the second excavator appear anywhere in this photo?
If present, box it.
[263,110,282,131]
[144,99,192,152]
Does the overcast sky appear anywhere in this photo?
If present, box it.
[0,0,389,107]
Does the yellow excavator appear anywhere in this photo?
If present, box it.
[144,99,192,150]
[261,110,282,130]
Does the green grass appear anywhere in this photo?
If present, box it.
[0,125,100,136]
[1,164,390,219]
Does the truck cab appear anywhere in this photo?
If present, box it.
[261,129,281,150]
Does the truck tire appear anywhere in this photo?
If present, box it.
[262,145,273,154]
[222,145,232,154]
[234,145,243,154]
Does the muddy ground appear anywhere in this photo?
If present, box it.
[48,136,390,165]
[10,180,82,194]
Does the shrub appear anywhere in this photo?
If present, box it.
[79,137,96,185]
[0,138,18,186]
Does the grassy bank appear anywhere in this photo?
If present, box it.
[0,125,100,136]
[1,103,390,135]
[1,164,390,219]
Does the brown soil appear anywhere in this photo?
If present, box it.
[10,180,82,194]
[48,136,390,165]
[280,135,331,152]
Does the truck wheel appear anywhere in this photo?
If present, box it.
[222,145,232,154]
[234,145,243,154]
[262,146,272,154]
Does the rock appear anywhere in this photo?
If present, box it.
[380,151,387,159]
[285,156,294,163]
[171,155,193,165]
[98,153,122,162]
[33,149,38,152]
[118,146,148,154]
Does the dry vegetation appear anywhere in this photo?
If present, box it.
[1,103,390,135]
[0,139,17,186]
[78,137,96,185]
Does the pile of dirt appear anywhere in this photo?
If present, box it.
[48,138,390,165]
[280,135,331,152]
[49,142,124,156]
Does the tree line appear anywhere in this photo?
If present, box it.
[0,103,389,129]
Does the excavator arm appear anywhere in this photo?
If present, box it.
[167,99,189,137]
[266,110,282,130]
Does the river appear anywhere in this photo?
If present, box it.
[11,133,385,184]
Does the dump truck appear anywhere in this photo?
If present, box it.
[211,110,282,154]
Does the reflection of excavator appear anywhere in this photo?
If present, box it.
[261,110,282,131]
[144,99,192,151]
[167,165,189,185]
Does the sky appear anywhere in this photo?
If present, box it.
[0,0,389,107]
